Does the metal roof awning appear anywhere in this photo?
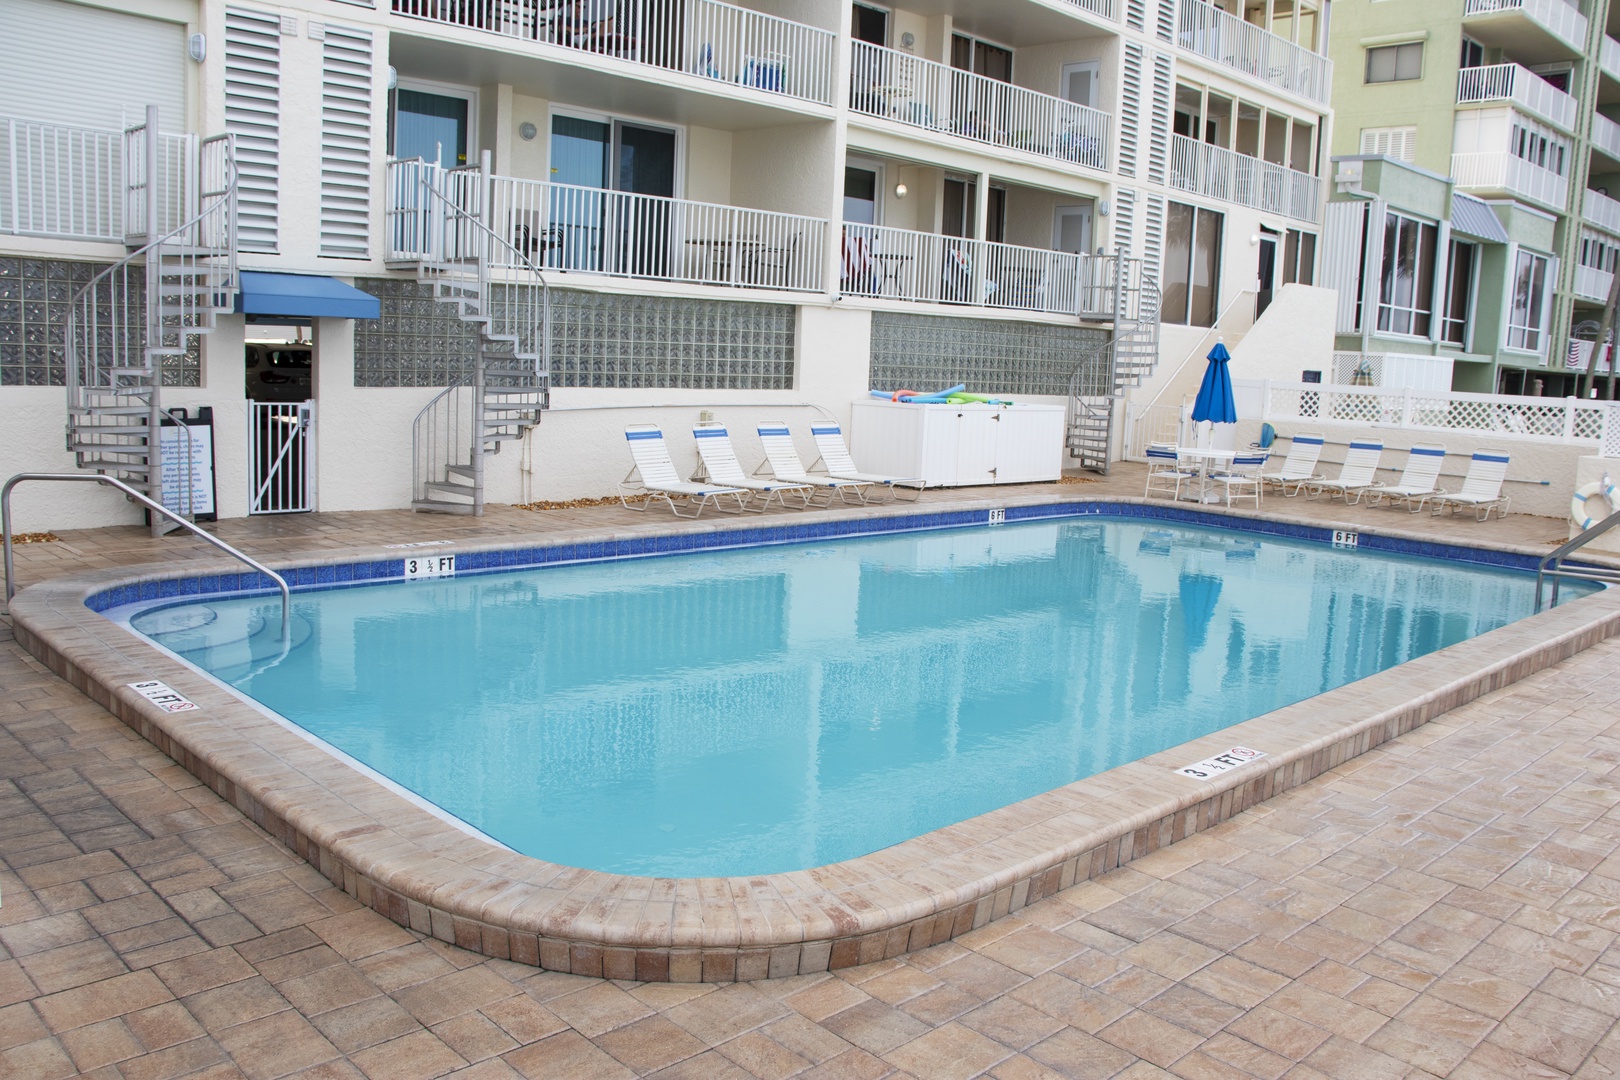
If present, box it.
[235,271,381,321]
[1451,194,1510,244]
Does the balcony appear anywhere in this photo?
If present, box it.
[1175,0,1332,105]
[1450,151,1568,210]
[1461,0,1586,64]
[1456,64,1576,132]
[840,224,1120,318]
[389,0,837,107]
[387,161,828,292]
[1584,188,1620,234]
[1593,113,1620,165]
[1575,264,1613,304]
[1169,135,1321,223]
[848,43,1110,172]
[1603,36,1620,87]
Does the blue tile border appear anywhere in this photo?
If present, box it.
[85,500,1586,614]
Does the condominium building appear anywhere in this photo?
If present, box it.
[1323,0,1618,396]
[1,0,1333,529]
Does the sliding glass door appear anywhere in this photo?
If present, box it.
[548,115,678,275]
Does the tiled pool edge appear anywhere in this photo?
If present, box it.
[9,505,1620,983]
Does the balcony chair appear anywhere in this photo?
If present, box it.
[619,424,748,517]
[1207,451,1268,508]
[691,423,813,511]
[1304,439,1385,503]
[1144,444,1199,500]
[1256,432,1325,496]
[1429,449,1512,520]
[754,421,871,505]
[808,421,924,501]
[841,234,878,295]
[1362,444,1447,513]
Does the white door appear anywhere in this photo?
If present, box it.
[1054,204,1094,255]
[1060,62,1099,110]
[955,408,999,485]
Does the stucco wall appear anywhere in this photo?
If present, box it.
[1228,284,1338,383]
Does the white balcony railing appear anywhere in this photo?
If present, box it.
[1061,0,1116,21]
[1450,151,1568,209]
[1463,0,1587,56]
[1456,63,1577,131]
[1170,135,1321,222]
[1593,113,1620,163]
[1,115,194,243]
[1584,189,1620,234]
[1575,263,1614,303]
[1603,36,1620,82]
[387,161,827,292]
[840,223,1120,318]
[1176,0,1332,105]
[389,0,836,106]
[848,42,1110,172]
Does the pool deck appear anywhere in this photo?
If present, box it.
[4,472,1620,1076]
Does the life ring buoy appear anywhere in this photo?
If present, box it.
[1571,474,1619,530]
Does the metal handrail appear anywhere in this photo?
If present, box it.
[2,473,290,639]
[1535,492,1620,612]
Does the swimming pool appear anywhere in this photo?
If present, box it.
[18,497,1616,980]
[121,514,1587,877]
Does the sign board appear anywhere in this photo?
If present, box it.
[1175,746,1266,780]
[128,680,199,713]
[404,553,456,580]
[158,408,217,520]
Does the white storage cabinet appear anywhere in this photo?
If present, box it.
[847,400,1066,487]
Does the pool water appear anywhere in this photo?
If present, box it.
[128,518,1576,877]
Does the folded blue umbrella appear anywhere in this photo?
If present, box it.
[1191,342,1237,425]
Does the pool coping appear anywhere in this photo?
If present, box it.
[10,494,1620,983]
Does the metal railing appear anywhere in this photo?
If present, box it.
[1585,188,1620,234]
[1170,135,1320,222]
[1176,0,1332,104]
[1060,0,1115,20]
[1456,63,1577,131]
[483,172,827,291]
[1576,263,1614,304]
[848,41,1110,171]
[389,0,836,105]
[2,472,290,639]
[1246,378,1611,444]
[412,382,479,509]
[1604,35,1620,82]
[1535,499,1620,612]
[1450,151,1568,210]
[841,223,1125,317]
[1593,114,1620,163]
[1463,0,1587,54]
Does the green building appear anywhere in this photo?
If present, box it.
[1323,0,1620,396]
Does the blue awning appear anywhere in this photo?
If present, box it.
[236,271,381,320]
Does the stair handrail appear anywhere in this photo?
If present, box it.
[1535,497,1620,612]
[2,472,290,641]
[65,135,237,405]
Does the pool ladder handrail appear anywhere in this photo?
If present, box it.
[1535,499,1620,613]
[2,472,290,639]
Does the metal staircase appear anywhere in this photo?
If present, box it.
[1065,254,1162,474]
[65,108,237,536]
[388,155,550,515]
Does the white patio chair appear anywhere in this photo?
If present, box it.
[692,423,813,511]
[1257,433,1325,497]
[1208,451,1268,509]
[619,424,748,518]
[1305,439,1384,504]
[808,421,923,501]
[755,421,871,505]
[1143,443,1198,500]
[1364,444,1447,513]
[1430,449,1512,520]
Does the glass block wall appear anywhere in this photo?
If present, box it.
[870,313,1111,397]
[0,257,200,387]
[354,282,796,390]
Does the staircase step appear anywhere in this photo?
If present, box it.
[412,498,478,515]
[75,459,151,476]
[446,464,477,479]
[424,479,475,496]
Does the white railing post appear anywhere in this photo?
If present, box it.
[1564,396,1578,441]
[1400,387,1413,428]
[1260,379,1273,421]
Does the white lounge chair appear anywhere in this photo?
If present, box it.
[809,421,923,501]
[1257,433,1325,497]
[1430,449,1512,520]
[692,423,814,511]
[1144,443,1199,500]
[619,425,748,518]
[1208,451,1268,508]
[1364,444,1447,512]
[1305,439,1384,503]
[755,422,871,505]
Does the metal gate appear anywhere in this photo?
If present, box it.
[248,400,314,514]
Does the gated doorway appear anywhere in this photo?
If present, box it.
[245,341,314,514]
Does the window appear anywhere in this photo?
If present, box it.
[1365,42,1423,83]
[1163,201,1223,327]
[1580,232,1620,272]
[1377,211,1438,337]
[950,34,1011,82]
[1441,240,1476,348]
[1283,229,1316,286]
[843,165,878,224]
[394,84,475,168]
[1510,119,1569,175]
[1459,37,1483,70]
[1359,126,1416,162]
[851,2,887,46]
[1507,249,1550,351]
[941,179,1005,241]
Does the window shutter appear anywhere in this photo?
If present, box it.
[1120,44,1143,179]
[1359,126,1416,163]
[1147,52,1173,185]
[1144,194,1165,281]
[320,24,374,258]
[1114,188,1137,261]
[1126,0,1147,32]
[1155,0,1176,42]
[225,7,281,252]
